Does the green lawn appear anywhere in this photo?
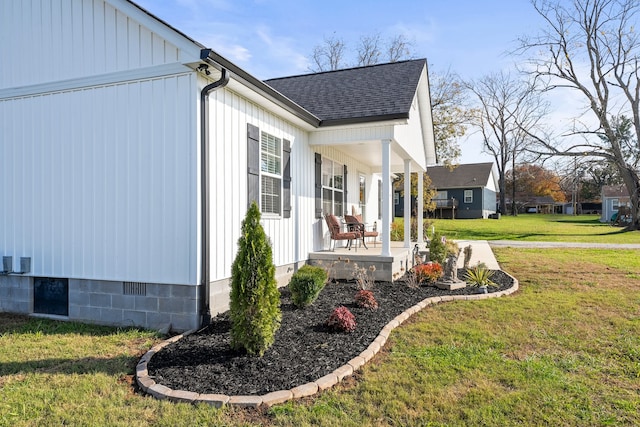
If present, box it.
[427,214,640,243]
[2,227,640,425]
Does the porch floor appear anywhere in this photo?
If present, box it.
[308,241,419,282]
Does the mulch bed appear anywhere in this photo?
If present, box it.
[147,270,514,396]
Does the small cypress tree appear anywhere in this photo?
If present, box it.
[429,232,447,264]
[229,202,281,356]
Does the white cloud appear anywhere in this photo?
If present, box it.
[218,44,253,63]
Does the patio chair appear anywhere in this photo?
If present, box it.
[324,214,359,251]
[344,214,378,248]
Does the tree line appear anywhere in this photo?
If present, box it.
[309,0,640,229]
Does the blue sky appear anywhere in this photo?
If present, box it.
[133,0,546,163]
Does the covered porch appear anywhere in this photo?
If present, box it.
[300,59,436,271]
[308,241,420,282]
[311,120,435,254]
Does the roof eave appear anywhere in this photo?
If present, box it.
[319,112,410,127]
[201,49,321,127]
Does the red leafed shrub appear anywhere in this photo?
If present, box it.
[327,306,357,332]
[413,262,443,283]
[355,289,378,310]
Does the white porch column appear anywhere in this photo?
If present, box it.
[403,159,411,248]
[381,139,392,257]
[417,168,424,245]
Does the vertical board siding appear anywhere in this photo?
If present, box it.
[0,0,181,90]
[0,73,197,285]
[207,88,317,282]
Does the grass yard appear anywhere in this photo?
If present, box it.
[2,247,640,426]
[425,214,640,243]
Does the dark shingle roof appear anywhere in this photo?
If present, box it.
[264,59,427,126]
[427,163,495,189]
[602,185,630,198]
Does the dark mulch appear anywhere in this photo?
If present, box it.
[147,270,514,396]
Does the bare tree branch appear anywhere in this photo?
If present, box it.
[386,34,414,62]
[356,33,382,66]
[466,71,548,214]
[518,0,640,228]
[308,34,346,72]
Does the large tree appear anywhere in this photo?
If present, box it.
[506,164,566,206]
[310,33,471,192]
[466,71,547,214]
[519,0,640,229]
[430,68,470,165]
[309,32,415,72]
[309,34,347,72]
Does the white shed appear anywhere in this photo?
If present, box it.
[0,0,436,332]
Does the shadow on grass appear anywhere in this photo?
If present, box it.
[0,313,154,337]
[0,354,138,377]
[551,217,604,225]
[0,314,154,378]
[449,224,635,240]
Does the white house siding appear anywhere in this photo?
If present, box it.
[0,72,201,331]
[0,0,199,90]
[205,87,320,314]
[310,124,395,147]
[0,73,197,285]
[0,0,208,331]
[393,92,430,171]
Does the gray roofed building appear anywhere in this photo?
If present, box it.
[265,59,428,126]
[601,184,632,222]
[395,163,499,219]
[426,163,497,189]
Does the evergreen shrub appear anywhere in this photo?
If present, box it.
[429,232,447,264]
[288,265,328,307]
[229,202,281,356]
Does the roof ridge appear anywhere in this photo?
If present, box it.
[264,58,427,82]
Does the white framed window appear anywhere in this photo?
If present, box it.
[322,158,343,215]
[260,132,282,215]
[435,190,447,200]
[464,189,473,203]
[394,192,399,205]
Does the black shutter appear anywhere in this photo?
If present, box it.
[282,139,291,218]
[315,153,322,218]
[343,164,348,215]
[247,123,260,209]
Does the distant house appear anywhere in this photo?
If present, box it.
[522,196,556,214]
[395,163,498,219]
[601,185,631,222]
[0,0,435,331]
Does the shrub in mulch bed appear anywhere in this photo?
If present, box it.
[147,270,515,396]
[326,306,357,332]
[354,289,379,310]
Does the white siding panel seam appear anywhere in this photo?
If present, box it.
[0,64,193,100]
[1,0,199,89]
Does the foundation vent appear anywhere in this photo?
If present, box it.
[123,282,147,296]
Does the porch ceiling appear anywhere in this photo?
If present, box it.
[314,139,424,173]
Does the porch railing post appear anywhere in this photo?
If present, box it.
[403,159,411,248]
[417,168,424,245]
[381,139,392,257]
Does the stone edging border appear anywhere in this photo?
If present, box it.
[136,273,519,408]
